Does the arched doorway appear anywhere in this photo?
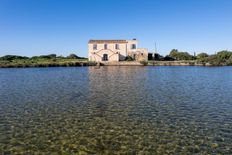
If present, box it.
[102,54,108,61]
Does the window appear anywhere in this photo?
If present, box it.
[93,44,97,50]
[115,44,119,49]
[103,54,108,61]
[131,44,136,49]
[104,44,108,49]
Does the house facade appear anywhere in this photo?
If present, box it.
[88,39,148,62]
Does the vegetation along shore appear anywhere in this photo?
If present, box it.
[149,49,232,66]
[0,54,96,68]
[1,50,232,68]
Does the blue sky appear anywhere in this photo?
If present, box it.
[0,0,232,57]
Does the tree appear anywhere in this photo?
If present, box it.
[67,54,78,59]
[0,55,29,61]
[226,55,232,65]
[169,49,195,60]
[197,53,208,59]
[164,55,175,61]
[148,53,153,60]
[169,49,179,60]
[216,50,232,60]
[33,54,57,59]
[154,53,164,61]
[47,54,57,58]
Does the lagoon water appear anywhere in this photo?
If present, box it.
[0,66,232,154]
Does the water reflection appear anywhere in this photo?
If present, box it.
[0,66,232,154]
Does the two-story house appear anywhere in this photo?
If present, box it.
[88,39,148,62]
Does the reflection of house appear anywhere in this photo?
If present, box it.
[88,39,148,62]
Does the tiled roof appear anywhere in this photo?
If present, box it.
[88,40,128,44]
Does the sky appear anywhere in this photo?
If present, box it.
[0,0,232,57]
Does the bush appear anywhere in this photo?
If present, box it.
[203,51,232,65]
[197,53,208,59]
[169,49,195,60]
[217,50,232,60]
[163,55,175,61]
[0,55,29,61]
[32,54,57,59]
[67,54,78,59]
[226,55,232,65]
[154,53,164,60]
[140,60,148,66]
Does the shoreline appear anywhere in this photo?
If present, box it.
[0,61,231,68]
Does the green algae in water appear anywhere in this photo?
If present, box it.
[0,67,232,154]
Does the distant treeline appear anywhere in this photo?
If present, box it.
[0,53,87,61]
[149,49,232,66]
[0,54,94,68]
[1,50,232,67]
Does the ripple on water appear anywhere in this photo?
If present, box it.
[0,66,232,154]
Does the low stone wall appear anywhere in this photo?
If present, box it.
[148,61,211,66]
[101,61,143,66]
[101,61,212,66]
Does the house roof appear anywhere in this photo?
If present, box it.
[88,40,128,44]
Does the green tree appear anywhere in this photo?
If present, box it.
[197,53,208,59]
[67,54,78,59]
[216,50,232,60]
[226,55,232,65]
[31,54,57,60]
[169,49,179,60]
[0,55,29,61]
[169,49,195,60]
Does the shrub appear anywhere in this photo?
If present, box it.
[0,55,29,61]
[169,49,195,60]
[226,55,232,65]
[197,53,208,59]
[154,53,164,60]
[33,54,57,59]
[163,55,175,61]
[67,54,78,59]
[216,50,232,60]
[140,60,148,66]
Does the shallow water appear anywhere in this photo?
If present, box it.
[0,66,232,154]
